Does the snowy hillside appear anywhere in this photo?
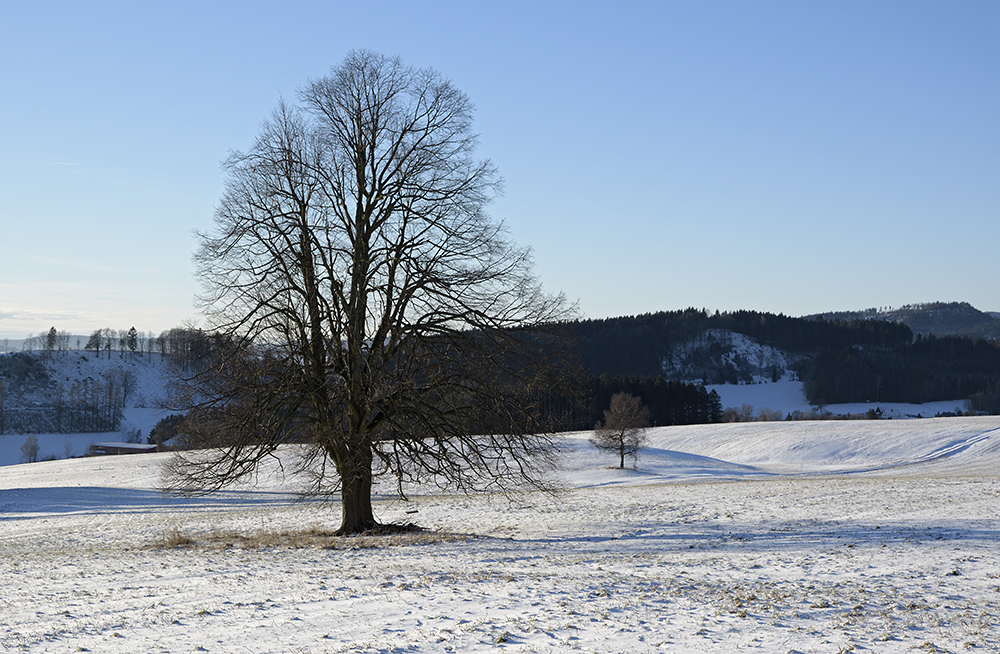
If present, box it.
[41,350,170,408]
[42,351,175,438]
[1,417,999,652]
[662,328,798,384]
[0,351,174,464]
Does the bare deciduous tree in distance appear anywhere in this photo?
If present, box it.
[0,379,6,433]
[167,50,575,535]
[21,434,40,464]
[591,392,650,469]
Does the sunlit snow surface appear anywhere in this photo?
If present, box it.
[2,417,999,652]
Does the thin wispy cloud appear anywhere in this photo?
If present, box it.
[0,307,84,322]
[15,255,160,276]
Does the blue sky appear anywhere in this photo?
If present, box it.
[1,1,997,339]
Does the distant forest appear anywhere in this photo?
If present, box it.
[567,308,913,378]
[5,311,999,438]
[808,301,1000,340]
[561,308,1000,416]
[802,335,1000,407]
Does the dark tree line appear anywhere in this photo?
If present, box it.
[969,382,1000,415]
[84,326,210,361]
[802,334,1000,405]
[567,308,913,378]
[0,353,125,434]
[562,309,1000,410]
[585,375,722,427]
[516,368,723,431]
[1,385,124,434]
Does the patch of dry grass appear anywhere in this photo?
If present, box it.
[149,524,472,550]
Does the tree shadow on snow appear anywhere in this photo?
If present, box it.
[525,522,1000,551]
[0,486,313,519]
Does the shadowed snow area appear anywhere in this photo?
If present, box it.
[706,378,970,419]
[560,416,1000,483]
[1,416,999,653]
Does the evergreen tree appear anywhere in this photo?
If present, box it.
[84,330,102,357]
[126,327,138,355]
[46,327,58,354]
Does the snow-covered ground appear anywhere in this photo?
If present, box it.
[0,407,172,465]
[2,417,998,653]
[708,378,968,419]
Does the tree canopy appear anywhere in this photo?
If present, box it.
[591,392,650,469]
[168,50,573,534]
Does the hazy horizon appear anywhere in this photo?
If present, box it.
[3,300,998,343]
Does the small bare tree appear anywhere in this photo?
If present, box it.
[167,50,575,534]
[21,435,40,464]
[103,368,138,406]
[591,392,650,469]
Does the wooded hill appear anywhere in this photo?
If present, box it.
[6,306,999,438]
[807,301,1000,339]
[563,308,1000,413]
[568,308,912,378]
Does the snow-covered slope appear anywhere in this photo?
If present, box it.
[560,416,1000,482]
[6,416,997,496]
[0,351,174,464]
[43,351,175,444]
[41,350,171,409]
[2,417,999,653]
[662,328,796,384]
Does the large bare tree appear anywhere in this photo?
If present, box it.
[168,50,574,534]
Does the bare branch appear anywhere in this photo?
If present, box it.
[167,50,577,534]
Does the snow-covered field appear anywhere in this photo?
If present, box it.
[707,378,969,419]
[2,417,999,653]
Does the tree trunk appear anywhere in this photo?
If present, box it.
[337,445,377,534]
[619,431,626,468]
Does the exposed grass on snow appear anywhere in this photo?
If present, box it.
[150,524,473,550]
